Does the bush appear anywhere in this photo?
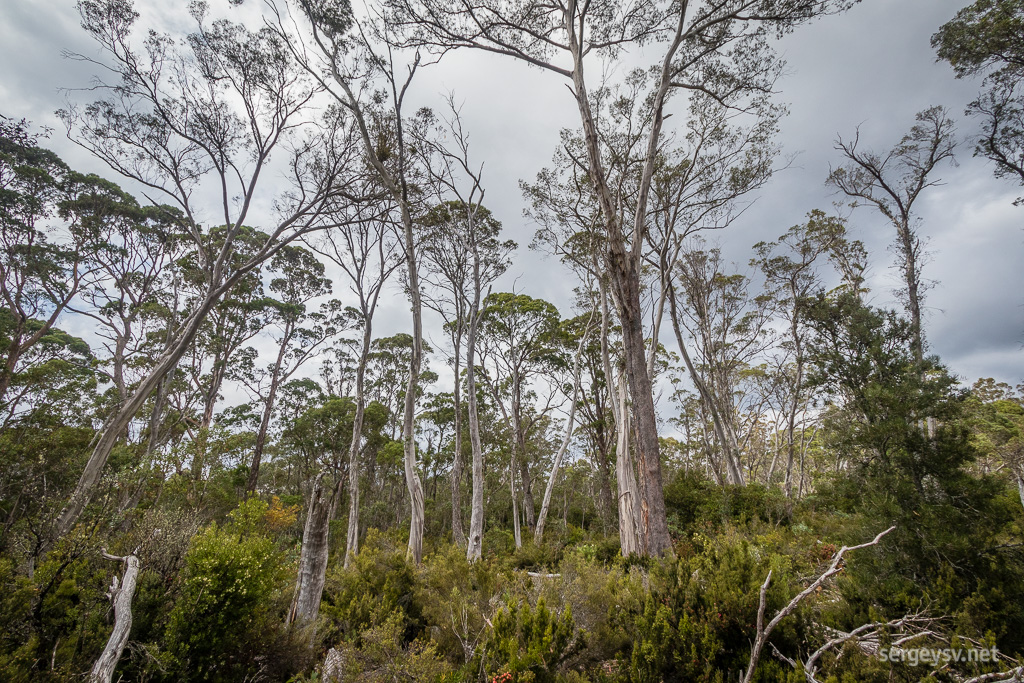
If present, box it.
[165,499,290,682]
[482,597,583,683]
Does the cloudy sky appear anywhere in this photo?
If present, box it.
[1,0,1021,407]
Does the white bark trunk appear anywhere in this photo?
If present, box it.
[535,321,591,543]
[90,552,141,683]
[344,317,374,568]
[465,295,485,561]
[615,374,642,556]
[289,472,342,631]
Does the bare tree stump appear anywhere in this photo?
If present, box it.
[90,551,141,683]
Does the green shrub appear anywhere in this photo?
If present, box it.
[482,597,583,683]
[165,499,290,682]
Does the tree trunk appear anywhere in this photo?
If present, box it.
[535,322,590,543]
[450,330,466,547]
[90,552,141,683]
[465,286,485,561]
[898,219,924,366]
[566,25,671,556]
[511,460,522,549]
[614,374,641,556]
[400,203,426,565]
[246,322,292,494]
[54,290,223,541]
[667,285,746,485]
[344,317,373,568]
[289,472,343,630]
[511,393,536,530]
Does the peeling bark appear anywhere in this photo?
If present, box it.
[289,472,343,630]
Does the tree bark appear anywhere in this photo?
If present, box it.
[344,316,373,567]
[614,374,642,557]
[534,325,588,543]
[450,328,466,547]
[465,278,485,561]
[400,199,426,564]
[90,552,141,683]
[289,472,343,630]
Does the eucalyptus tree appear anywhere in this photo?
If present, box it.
[283,396,389,628]
[265,0,451,563]
[236,244,346,495]
[478,292,563,539]
[180,226,272,481]
[389,0,855,556]
[534,308,596,543]
[66,183,185,410]
[306,190,403,566]
[408,108,517,559]
[0,118,104,414]
[752,210,857,497]
[934,0,1024,200]
[420,200,514,547]
[670,243,774,485]
[52,0,362,540]
[828,106,957,366]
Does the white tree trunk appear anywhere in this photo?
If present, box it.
[615,374,642,556]
[535,321,590,543]
[90,552,141,683]
[289,472,342,631]
[345,318,374,568]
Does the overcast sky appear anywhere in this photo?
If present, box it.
[1,0,1021,410]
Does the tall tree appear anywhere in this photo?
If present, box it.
[828,106,957,365]
[934,0,1024,201]
[52,0,360,539]
[420,201,514,547]
[752,211,856,497]
[269,0,442,563]
[478,293,563,536]
[391,0,852,554]
[670,243,774,485]
[238,244,342,494]
[307,194,403,565]
[0,119,103,413]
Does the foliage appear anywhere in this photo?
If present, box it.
[164,500,291,681]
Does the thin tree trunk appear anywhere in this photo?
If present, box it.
[450,331,466,547]
[667,284,746,485]
[465,286,485,561]
[246,322,291,494]
[400,202,426,564]
[90,552,141,683]
[535,320,590,543]
[344,316,373,567]
[511,393,536,530]
[511,460,522,549]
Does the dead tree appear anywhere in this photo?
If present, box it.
[90,550,141,683]
[828,107,956,365]
[741,526,896,683]
[288,472,345,631]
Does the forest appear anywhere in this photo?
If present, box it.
[1,0,1023,681]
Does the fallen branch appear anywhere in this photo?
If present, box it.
[741,526,895,683]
